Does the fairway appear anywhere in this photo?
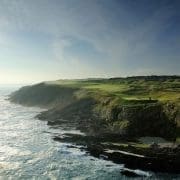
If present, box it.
[49,77,180,105]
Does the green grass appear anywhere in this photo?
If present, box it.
[48,78,180,105]
[83,84,128,93]
[176,137,180,144]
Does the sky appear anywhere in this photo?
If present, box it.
[0,0,179,84]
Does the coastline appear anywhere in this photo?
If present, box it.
[9,76,180,174]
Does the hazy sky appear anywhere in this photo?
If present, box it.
[0,0,179,84]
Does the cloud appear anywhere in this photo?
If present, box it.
[0,1,172,52]
[0,0,179,83]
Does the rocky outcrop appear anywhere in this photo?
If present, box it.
[95,101,178,139]
[86,143,180,173]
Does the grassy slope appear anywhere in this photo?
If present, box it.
[50,77,180,106]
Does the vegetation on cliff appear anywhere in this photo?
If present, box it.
[10,76,180,139]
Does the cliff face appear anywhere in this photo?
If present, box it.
[10,83,77,108]
[96,103,177,138]
[9,81,179,139]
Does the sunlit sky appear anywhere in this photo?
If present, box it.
[0,0,179,84]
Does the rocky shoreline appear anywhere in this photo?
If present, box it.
[9,77,180,175]
[87,143,180,173]
[38,107,180,174]
[52,129,180,174]
[10,102,180,174]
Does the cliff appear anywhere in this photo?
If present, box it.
[9,76,180,139]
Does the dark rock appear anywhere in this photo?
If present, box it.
[121,170,141,177]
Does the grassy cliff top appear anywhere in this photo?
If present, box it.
[47,76,180,106]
